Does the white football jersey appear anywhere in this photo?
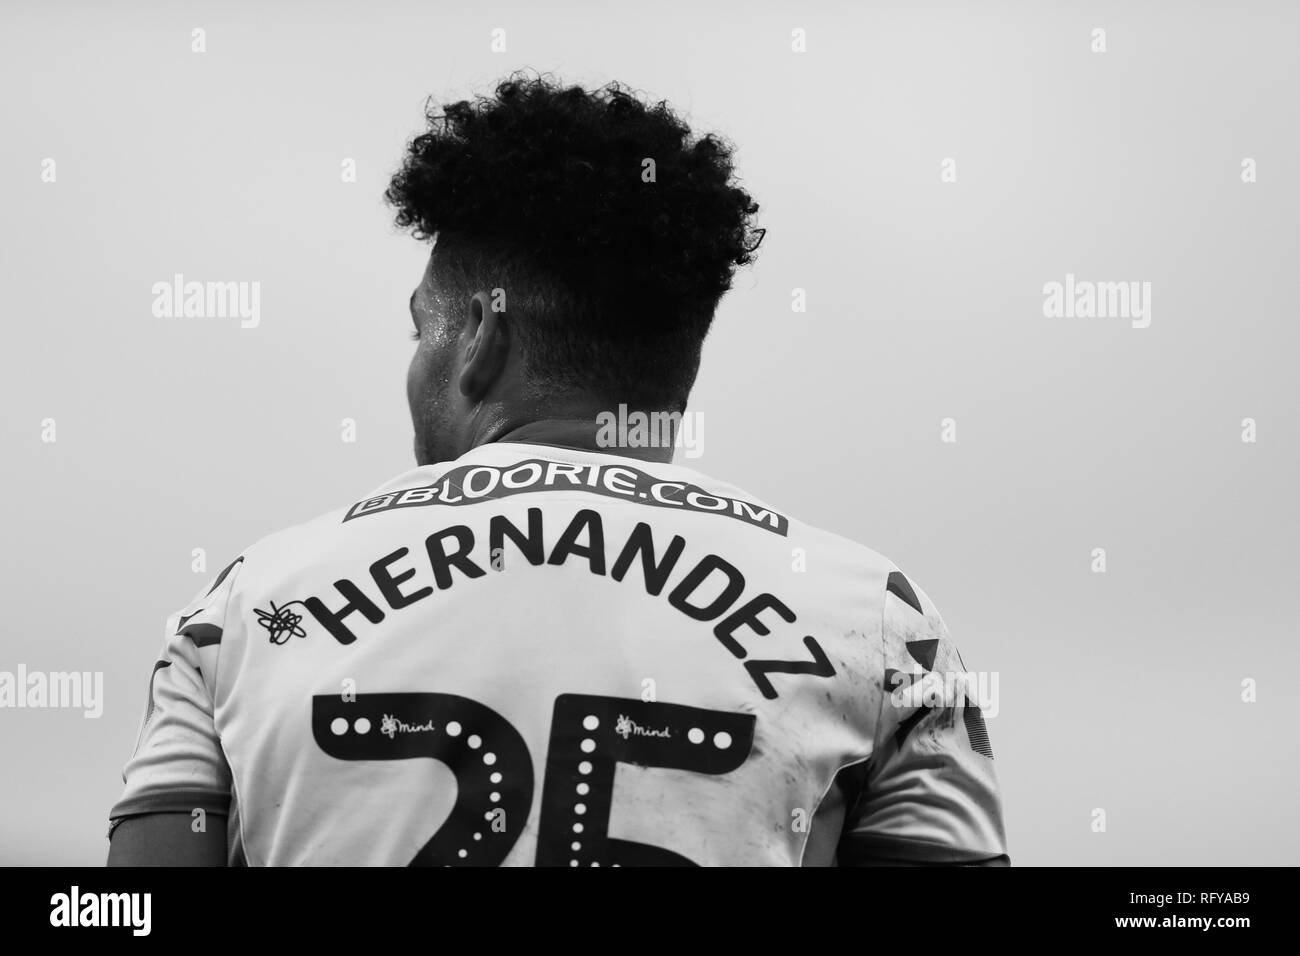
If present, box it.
[111,441,1007,866]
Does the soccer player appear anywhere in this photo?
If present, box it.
[108,76,1008,866]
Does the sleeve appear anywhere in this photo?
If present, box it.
[107,556,244,835]
[837,568,1009,865]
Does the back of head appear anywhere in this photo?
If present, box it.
[385,73,764,411]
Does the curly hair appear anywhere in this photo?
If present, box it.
[386,73,763,407]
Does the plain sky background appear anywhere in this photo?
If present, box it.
[2,0,1297,865]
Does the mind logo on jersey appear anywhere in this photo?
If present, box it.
[614,714,671,740]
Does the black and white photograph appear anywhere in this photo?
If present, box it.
[0,0,1292,935]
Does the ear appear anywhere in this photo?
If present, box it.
[457,291,509,401]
